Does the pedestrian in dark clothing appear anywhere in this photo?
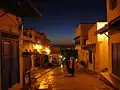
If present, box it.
[36,54,40,67]
[69,56,75,76]
[65,57,70,74]
[44,54,49,66]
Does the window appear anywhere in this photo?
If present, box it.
[23,30,27,36]
[18,24,22,30]
[89,51,92,64]
[29,32,32,38]
[75,39,80,45]
[34,36,37,41]
[109,0,117,10]
[83,39,87,46]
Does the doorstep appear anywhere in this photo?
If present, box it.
[8,83,21,90]
[100,72,120,90]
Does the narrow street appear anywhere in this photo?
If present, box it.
[1,1,120,90]
[30,67,113,90]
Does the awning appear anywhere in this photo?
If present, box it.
[110,16,120,30]
[94,24,110,35]
[0,0,42,17]
[73,36,80,40]
[95,16,120,35]
[0,29,19,39]
[83,44,95,50]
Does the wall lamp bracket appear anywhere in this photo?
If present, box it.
[103,33,110,39]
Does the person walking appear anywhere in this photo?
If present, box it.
[61,59,65,68]
[69,56,75,76]
[65,57,70,74]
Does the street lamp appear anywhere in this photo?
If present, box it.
[34,44,39,49]
[33,44,43,53]
[45,48,51,54]
[39,45,43,49]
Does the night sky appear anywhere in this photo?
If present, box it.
[23,0,106,46]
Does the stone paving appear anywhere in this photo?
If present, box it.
[30,67,114,90]
[30,67,54,83]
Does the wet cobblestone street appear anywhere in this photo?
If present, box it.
[30,67,113,90]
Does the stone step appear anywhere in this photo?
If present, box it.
[100,72,120,90]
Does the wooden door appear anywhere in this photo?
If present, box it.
[1,41,11,90]
[0,41,2,90]
[112,43,120,77]
[117,44,120,77]
[89,50,92,64]
[11,41,19,86]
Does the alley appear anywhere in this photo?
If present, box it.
[31,67,113,90]
[1,0,120,90]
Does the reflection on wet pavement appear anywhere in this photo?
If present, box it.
[30,67,113,90]
[38,71,55,89]
[31,70,56,89]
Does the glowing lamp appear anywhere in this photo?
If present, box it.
[97,22,108,30]
[34,44,39,49]
[97,22,108,42]
[45,48,50,53]
[34,44,43,50]
[39,45,43,49]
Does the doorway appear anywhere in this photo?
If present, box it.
[0,40,20,90]
[112,43,120,77]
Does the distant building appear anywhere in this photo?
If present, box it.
[74,24,94,62]
[23,28,51,68]
[51,46,61,63]
[74,22,110,73]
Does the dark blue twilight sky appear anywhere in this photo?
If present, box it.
[22,0,106,46]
